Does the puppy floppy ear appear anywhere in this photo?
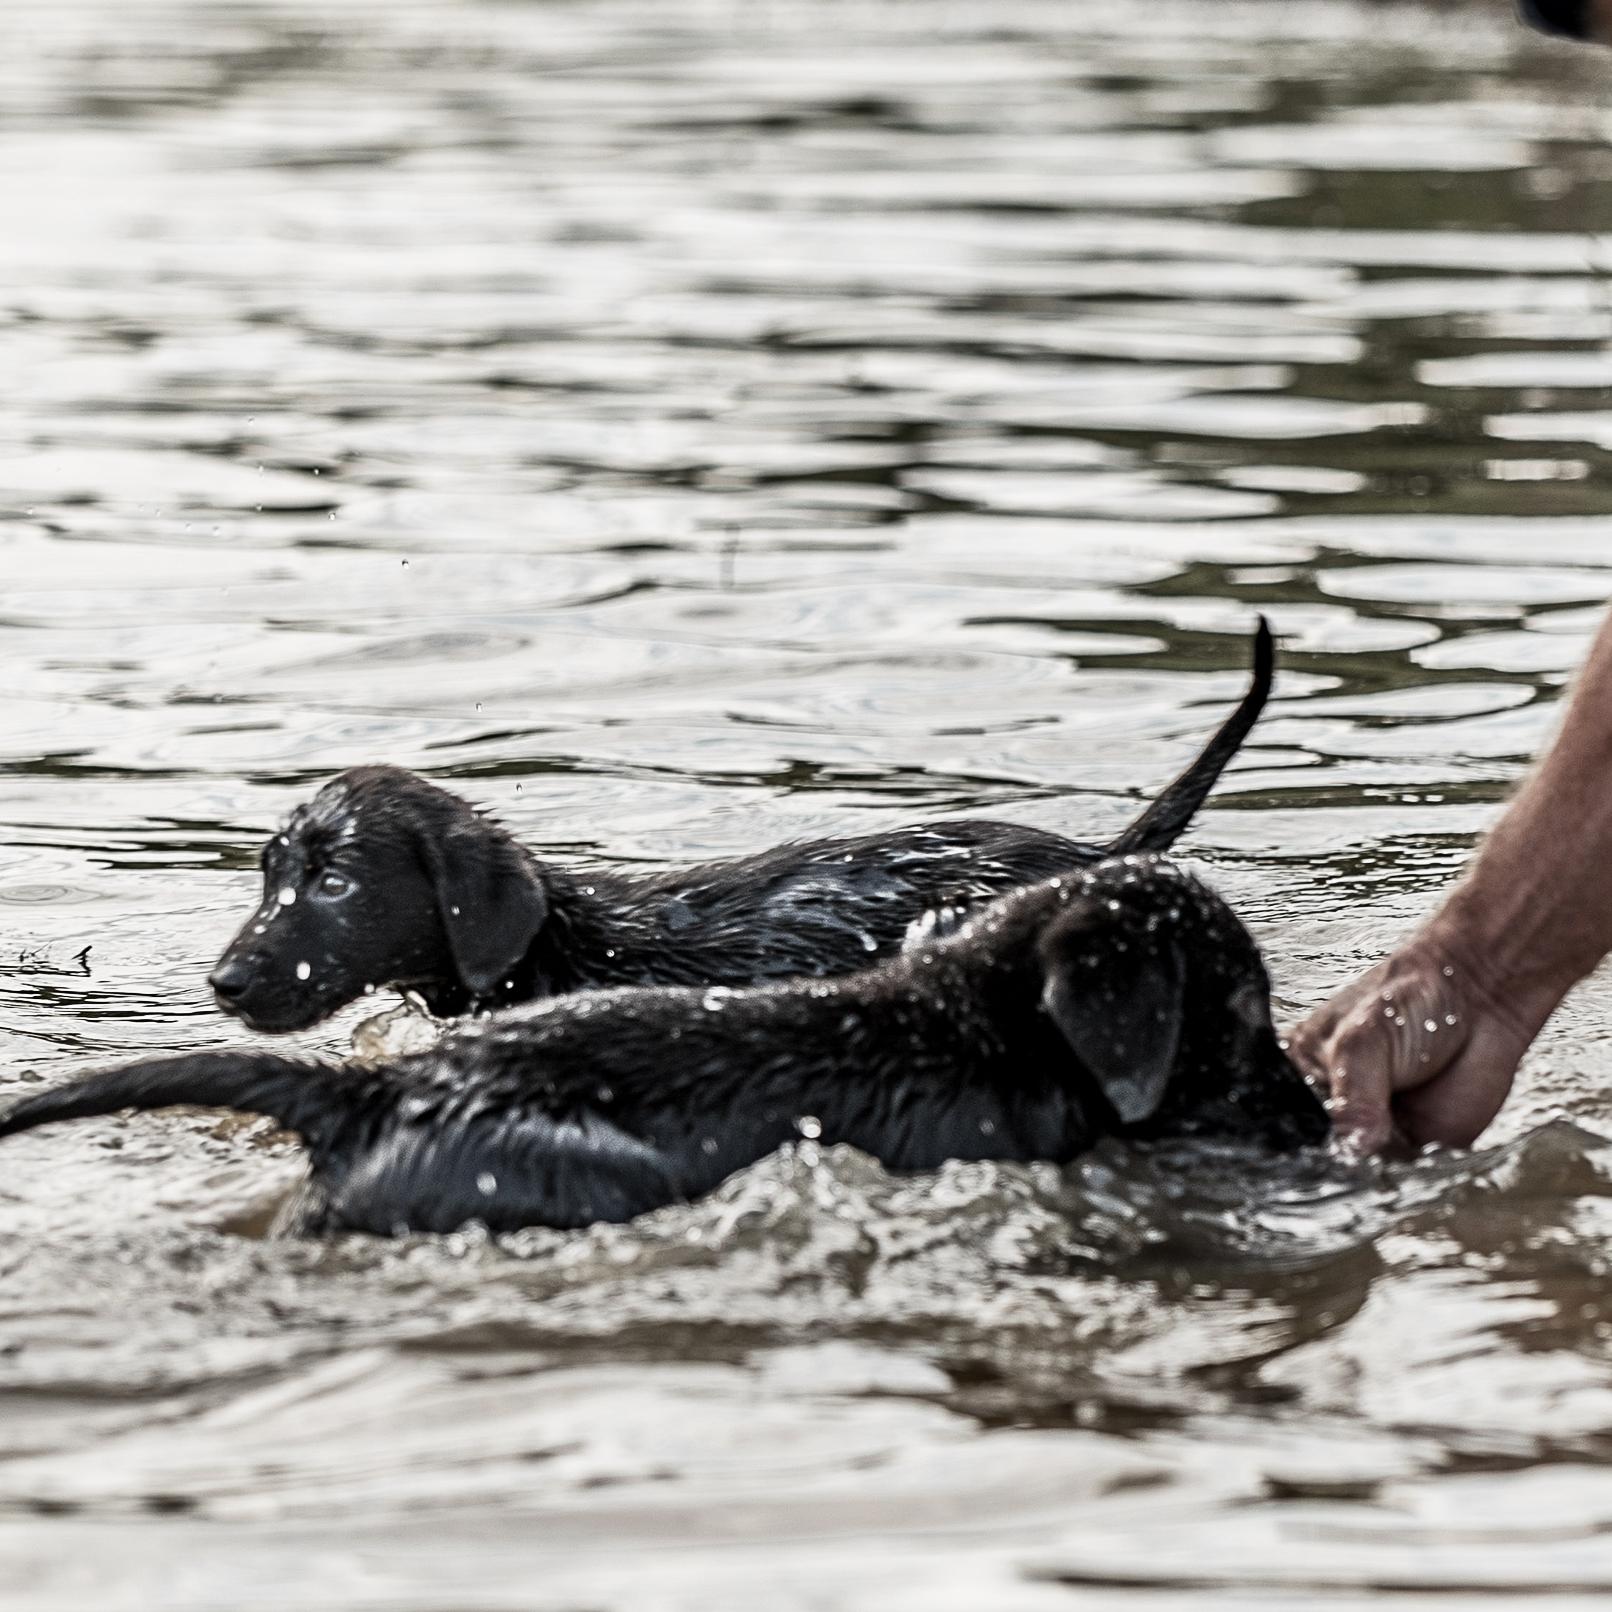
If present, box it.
[420,819,549,998]
[1040,910,1185,1125]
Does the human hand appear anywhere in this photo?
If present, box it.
[1286,929,1560,1155]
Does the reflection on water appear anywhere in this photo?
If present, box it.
[3,0,1612,1604]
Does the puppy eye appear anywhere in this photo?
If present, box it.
[316,870,354,899]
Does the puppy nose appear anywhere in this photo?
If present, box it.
[209,957,254,1002]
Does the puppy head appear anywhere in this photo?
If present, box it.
[1037,857,1326,1149]
[209,767,550,1033]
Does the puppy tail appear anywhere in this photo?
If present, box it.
[1107,616,1273,857]
[0,1050,356,1150]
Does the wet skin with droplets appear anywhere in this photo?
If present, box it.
[1,857,1329,1236]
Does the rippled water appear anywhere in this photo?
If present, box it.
[5,0,1612,1604]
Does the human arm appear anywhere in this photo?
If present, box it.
[1289,605,1612,1153]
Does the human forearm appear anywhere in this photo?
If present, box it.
[1421,606,1612,1010]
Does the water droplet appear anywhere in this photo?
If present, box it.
[796,1115,822,1140]
[702,989,731,1010]
[476,1172,497,1196]
[296,961,311,981]
[1423,1019,1438,1033]
[859,932,878,952]
[701,1137,719,1155]
[596,1084,614,1103]
[1444,1013,1459,1026]
[1442,965,1455,978]
[277,886,297,906]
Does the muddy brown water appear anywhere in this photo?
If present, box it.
[4,0,1612,1605]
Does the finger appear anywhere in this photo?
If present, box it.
[1301,1012,1395,1156]
[1284,1009,1340,1089]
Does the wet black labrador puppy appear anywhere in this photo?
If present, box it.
[209,624,1273,1032]
[0,856,1327,1237]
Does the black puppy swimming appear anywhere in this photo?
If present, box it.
[210,624,1274,1032]
[0,858,1327,1236]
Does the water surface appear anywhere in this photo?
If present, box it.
[4,0,1612,1605]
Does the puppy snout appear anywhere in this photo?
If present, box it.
[209,955,258,1004]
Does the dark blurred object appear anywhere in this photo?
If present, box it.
[1519,0,1607,42]
[2,944,91,978]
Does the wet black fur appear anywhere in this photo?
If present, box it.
[210,623,1274,1033]
[1,857,1328,1237]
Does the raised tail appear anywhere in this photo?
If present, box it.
[0,1049,352,1150]
[1106,616,1273,857]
